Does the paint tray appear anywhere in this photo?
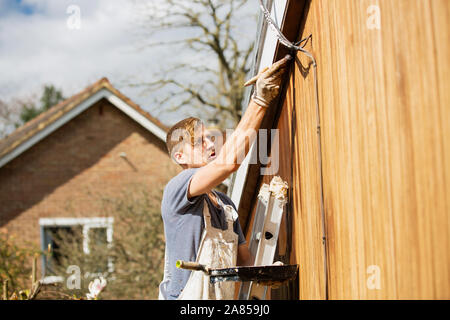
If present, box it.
[208,264,298,284]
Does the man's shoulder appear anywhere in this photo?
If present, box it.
[164,168,199,193]
[162,168,203,216]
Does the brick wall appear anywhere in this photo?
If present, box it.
[0,98,180,251]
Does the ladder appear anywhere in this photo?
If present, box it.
[238,176,288,300]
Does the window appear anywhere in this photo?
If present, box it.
[39,217,113,283]
[42,225,83,276]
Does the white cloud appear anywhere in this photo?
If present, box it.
[1,1,157,109]
[0,0,259,126]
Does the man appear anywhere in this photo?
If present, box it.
[158,55,291,300]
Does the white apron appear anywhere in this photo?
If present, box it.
[178,193,239,300]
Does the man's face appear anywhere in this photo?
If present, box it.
[175,125,221,168]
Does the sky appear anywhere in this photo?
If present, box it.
[0,0,259,130]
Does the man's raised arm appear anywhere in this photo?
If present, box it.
[188,55,292,198]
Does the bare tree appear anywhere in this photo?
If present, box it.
[128,0,257,128]
[0,99,22,138]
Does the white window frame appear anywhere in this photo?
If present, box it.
[39,217,114,283]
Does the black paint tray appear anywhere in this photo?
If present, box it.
[208,264,298,284]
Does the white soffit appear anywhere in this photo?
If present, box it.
[106,93,166,142]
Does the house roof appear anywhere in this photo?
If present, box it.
[0,77,169,168]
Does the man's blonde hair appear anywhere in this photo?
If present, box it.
[166,117,202,162]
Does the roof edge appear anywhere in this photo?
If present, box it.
[0,77,168,168]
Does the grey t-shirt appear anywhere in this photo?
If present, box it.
[159,168,246,300]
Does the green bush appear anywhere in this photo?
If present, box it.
[0,231,40,299]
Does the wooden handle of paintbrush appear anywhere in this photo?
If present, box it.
[176,260,210,273]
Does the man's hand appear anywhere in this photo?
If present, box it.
[251,54,292,108]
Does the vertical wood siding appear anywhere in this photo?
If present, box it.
[248,0,449,299]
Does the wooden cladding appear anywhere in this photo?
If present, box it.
[247,0,449,299]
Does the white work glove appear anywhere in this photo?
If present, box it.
[252,54,292,108]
